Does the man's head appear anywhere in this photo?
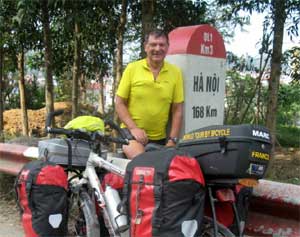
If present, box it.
[144,29,169,66]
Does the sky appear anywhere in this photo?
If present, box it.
[224,12,300,57]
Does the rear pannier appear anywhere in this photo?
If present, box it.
[15,160,68,237]
[121,148,205,237]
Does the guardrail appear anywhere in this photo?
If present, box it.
[0,143,299,237]
[247,179,300,237]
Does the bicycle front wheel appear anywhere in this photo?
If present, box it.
[76,191,101,237]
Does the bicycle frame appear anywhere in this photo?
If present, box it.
[44,110,237,237]
[72,151,129,237]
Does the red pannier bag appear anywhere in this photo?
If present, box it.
[15,160,68,237]
[121,148,205,237]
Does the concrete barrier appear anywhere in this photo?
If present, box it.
[0,143,299,236]
[0,143,38,175]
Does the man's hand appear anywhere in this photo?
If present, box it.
[165,140,176,147]
[130,127,148,145]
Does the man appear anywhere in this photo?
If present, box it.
[115,29,184,159]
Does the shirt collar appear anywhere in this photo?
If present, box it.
[142,58,169,72]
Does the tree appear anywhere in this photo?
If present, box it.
[217,0,300,147]
[40,0,54,123]
[265,0,286,145]
[113,0,128,121]
[141,0,154,57]
[14,0,38,136]
[71,11,81,119]
[224,69,268,125]
[0,44,3,141]
[1,0,14,139]
[17,48,29,135]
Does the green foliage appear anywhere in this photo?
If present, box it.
[224,70,268,125]
[4,78,45,110]
[282,46,300,84]
[154,0,208,33]
[55,72,72,102]
[277,125,300,147]
[277,83,300,126]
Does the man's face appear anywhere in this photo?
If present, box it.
[144,35,169,64]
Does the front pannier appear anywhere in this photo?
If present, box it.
[15,160,68,237]
[122,148,205,237]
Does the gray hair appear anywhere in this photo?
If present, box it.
[144,29,169,44]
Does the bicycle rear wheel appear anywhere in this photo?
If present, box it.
[75,191,100,237]
[200,216,235,237]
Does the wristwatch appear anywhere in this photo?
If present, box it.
[168,137,179,144]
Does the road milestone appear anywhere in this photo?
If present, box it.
[166,24,226,135]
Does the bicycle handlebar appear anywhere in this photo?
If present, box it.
[45,110,129,145]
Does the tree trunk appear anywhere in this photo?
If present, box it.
[72,21,81,119]
[80,72,86,104]
[97,72,105,116]
[240,52,271,123]
[141,0,154,57]
[18,50,29,136]
[0,46,4,142]
[41,0,54,123]
[112,0,128,121]
[266,0,286,148]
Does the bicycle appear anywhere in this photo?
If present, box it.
[43,110,269,237]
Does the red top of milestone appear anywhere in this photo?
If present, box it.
[167,24,226,59]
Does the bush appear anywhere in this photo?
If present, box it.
[276,125,300,147]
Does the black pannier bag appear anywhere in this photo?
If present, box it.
[121,148,206,237]
[38,138,90,168]
[15,160,68,237]
[178,124,272,179]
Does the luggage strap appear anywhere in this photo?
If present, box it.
[14,168,26,214]
[64,138,72,171]
[219,136,227,153]
[152,172,164,235]
[118,173,131,215]
[134,175,144,226]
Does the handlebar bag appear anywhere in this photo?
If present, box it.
[38,138,90,168]
[121,148,205,237]
[15,160,68,237]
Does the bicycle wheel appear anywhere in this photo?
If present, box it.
[200,216,235,237]
[75,191,101,237]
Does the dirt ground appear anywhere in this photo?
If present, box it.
[265,148,300,184]
[0,175,24,237]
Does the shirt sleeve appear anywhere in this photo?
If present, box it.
[173,67,184,103]
[116,64,131,99]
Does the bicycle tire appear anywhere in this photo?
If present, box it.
[78,191,101,237]
[201,216,236,237]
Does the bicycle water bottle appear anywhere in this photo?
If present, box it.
[104,185,128,233]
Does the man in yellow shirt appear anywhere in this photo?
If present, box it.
[115,29,184,159]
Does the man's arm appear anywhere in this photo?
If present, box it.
[115,95,148,144]
[166,102,183,146]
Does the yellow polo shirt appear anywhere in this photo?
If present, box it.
[117,59,184,140]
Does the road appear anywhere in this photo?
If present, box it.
[0,198,23,237]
